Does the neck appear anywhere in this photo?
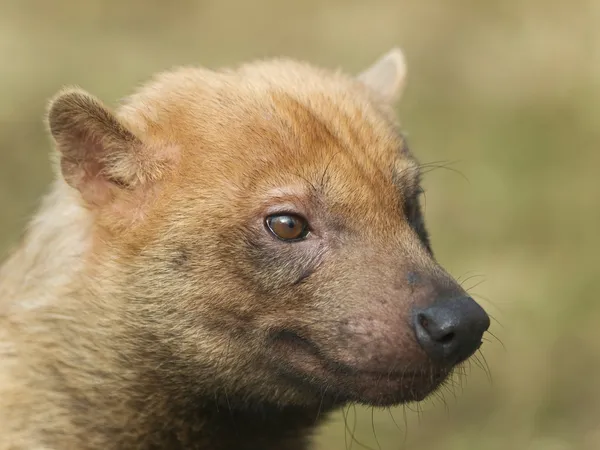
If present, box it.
[27,282,334,449]
[44,328,332,449]
[18,285,333,450]
[116,394,328,450]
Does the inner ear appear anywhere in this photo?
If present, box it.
[48,88,142,197]
[357,48,407,103]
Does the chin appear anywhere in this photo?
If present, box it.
[334,367,452,407]
[332,367,452,407]
[267,331,454,409]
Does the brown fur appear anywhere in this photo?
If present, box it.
[0,49,480,449]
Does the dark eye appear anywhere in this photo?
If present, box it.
[265,214,310,241]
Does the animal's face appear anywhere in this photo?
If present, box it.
[47,50,489,408]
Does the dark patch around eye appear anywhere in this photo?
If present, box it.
[244,235,319,291]
[404,191,433,254]
[391,152,432,253]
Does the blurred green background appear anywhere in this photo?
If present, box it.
[1,1,599,449]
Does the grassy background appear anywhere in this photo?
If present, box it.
[1,1,599,449]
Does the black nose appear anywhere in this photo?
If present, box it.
[412,296,490,365]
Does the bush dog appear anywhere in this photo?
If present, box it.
[0,48,490,449]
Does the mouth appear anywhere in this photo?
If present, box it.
[267,330,453,407]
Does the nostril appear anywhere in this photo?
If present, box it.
[416,311,455,343]
[417,313,429,330]
[437,331,455,344]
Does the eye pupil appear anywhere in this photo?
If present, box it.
[266,214,309,241]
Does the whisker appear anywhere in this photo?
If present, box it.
[471,354,485,372]
[471,354,493,384]
[340,404,374,450]
[320,149,344,189]
[484,330,506,351]
[387,407,403,435]
[291,171,319,194]
[314,388,326,424]
[457,272,486,286]
[402,405,409,446]
[485,313,505,330]
[418,161,470,184]
[342,405,350,450]
[477,349,493,384]
[352,404,358,449]
[465,279,486,293]
[371,407,382,450]
[469,292,507,316]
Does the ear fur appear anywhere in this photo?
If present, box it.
[47,88,176,206]
[357,48,407,103]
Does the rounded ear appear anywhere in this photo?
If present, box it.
[357,48,407,103]
[47,88,177,207]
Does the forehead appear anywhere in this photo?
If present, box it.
[119,61,420,207]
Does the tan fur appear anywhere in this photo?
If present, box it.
[0,49,482,449]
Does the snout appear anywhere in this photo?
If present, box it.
[412,296,490,365]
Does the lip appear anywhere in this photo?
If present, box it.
[327,367,451,406]
[267,330,452,407]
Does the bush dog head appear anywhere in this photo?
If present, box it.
[46,49,490,413]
